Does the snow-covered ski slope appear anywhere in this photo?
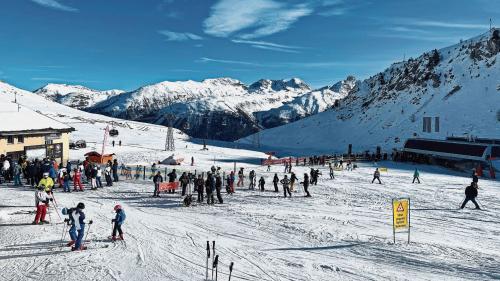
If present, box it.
[244,29,500,155]
[2,81,500,281]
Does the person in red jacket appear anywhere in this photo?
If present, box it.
[73,168,84,191]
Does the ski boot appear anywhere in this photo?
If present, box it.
[66,240,75,247]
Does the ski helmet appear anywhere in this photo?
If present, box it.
[77,202,85,209]
[61,207,68,215]
[114,204,122,211]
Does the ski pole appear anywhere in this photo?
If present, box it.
[60,222,67,246]
[206,241,210,281]
[83,220,93,246]
[212,241,215,280]
[228,262,234,281]
[213,255,219,281]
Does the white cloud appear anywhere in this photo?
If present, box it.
[203,0,313,39]
[232,39,302,53]
[407,20,489,30]
[30,0,78,12]
[158,30,203,41]
[198,57,262,66]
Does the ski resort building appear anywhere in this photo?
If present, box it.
[0,102,75,163]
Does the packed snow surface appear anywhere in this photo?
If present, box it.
[1,82,500,280]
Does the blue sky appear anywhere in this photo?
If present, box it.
[0,0,498,91]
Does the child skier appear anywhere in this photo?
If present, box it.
[33,185,52,224]
[73,168,84,191]
[71,202,90,251]
[111,205,126,241]
[62,206,77,247]
[460,182,481,210]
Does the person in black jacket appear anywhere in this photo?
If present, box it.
[215,174,223,204]
[167,169,177,194]
[460,182,480,209]
[258,176,265,191]
[300,174,311,197]
[153,171,163,197]
[272,174,279,192]
[195,175,204,203]
[179,172,189,196]
[280,175,291,198]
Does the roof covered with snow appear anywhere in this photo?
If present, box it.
[0,101,74,134]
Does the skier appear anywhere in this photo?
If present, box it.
[215,173,223,204]
[412,168,420,184]
[62,206,77,247]
[71,202,91,251]
[33,185,52,224]
[205,172,215,205]
[284,162,289,173]
[329,163,335,179]
[153,171,163,197]
[62,171,71,192]
[105,164,113,186]
[112,140,115,147]
[272,173,279,192]
[267,163,271,172]
[229,171,235,193]
[38,172,54,192]
[472,171,479,185]
[96,166,103,188]
[13,163,22,186]
[196,174,204,203]
[372,168,381,184]
[280,175,291,198]
[112,159,119,182]
[460,182,481,210]
[90,165,97,190]
[258,176,265,191]
[237,168,244,187]
[150,163,157,179]
[300,173,311,197]
[167,169,177,194]
[290,172,298,192]
[73,168,84,191]
[179,172,189,196]
[191,156,194,166]
[248,170,256,190]
[111,205,126,241]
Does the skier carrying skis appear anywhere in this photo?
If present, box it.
[33,185,52,224]
[372,168,381,184]
[111,205,126,241]
[153,171,163,197]
[248,170,256,190]
[460,182,481,210]
[412,168,420,184]
[258,176,265,191]
[300,173,311,197]
[272,173,279,192]
[280,175,292,198]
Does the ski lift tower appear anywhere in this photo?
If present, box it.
[165,114,175,151]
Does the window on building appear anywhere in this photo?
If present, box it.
[17,136,24,143]
[7,136,14,144]
[422,117,432,133]
[435,117,440,132]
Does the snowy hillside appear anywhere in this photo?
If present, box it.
[88,78,319,141]
[245,29,500,155]
[34,84,124,109]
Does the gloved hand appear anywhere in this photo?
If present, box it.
[64,218,69,222]
[111,219,116,223]
[89,220,93,224]
[49,198,53,201]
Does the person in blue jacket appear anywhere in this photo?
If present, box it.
[111,205,126,241]
[71,202,91,251]
[62,207,78,247]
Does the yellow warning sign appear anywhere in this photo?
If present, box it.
[393,199,409,229]
[379,167,388,172]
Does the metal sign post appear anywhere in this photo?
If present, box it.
[392,198,410,244]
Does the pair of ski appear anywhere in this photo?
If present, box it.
[206,241,234,281]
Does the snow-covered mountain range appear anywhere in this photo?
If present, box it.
[33,84,124,109]
[244,29,500,154]
[33,77,349,141]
